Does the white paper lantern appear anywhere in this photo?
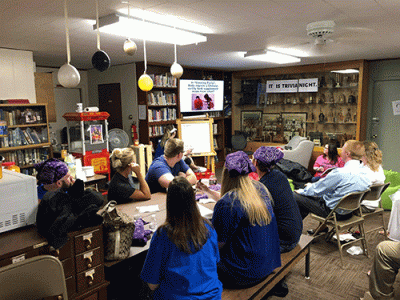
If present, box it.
[170,62,183,79]
[57,63,81,88]
[124,39,137,56]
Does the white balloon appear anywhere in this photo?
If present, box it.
[124,39,137,56]
[57,63,81,88]
[170,62,183,79]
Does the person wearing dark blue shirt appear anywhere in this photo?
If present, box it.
[253,146,303,253]
[145,138,197,193]
[141,177,222,299]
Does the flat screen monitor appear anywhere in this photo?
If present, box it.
[179,79,224,113]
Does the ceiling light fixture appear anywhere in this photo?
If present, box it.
[331,69,359,74]
[95,13,207,46]
[243,50,301,64]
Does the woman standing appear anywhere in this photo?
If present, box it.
[199,151,281,288]
[312,142,344,182]
[141,177,222,299]
[108,147,151,204]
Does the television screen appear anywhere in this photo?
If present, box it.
[179,80,224,113]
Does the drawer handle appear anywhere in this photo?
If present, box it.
[84,237,92,249]
[85,256,93,268]
[86,274,94,286]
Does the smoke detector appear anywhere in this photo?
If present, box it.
[306,20,335,38]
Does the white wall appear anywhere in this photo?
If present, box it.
[0,48,36,102]
[87,63,137,137]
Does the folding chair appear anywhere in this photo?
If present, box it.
[310,189,370,268]
[0,255,68,300]
[361,182,391,237]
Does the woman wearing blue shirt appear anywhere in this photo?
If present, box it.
[198,151,281,288]
[140,177,222,299]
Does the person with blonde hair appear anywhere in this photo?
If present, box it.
[108,147,151,204]
[141,177,222,299]
[361,141,386,213]
[146,138,197,193]
[198,151,281,289]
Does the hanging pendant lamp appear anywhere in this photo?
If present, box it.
[92,0,111,71]
[123,2,137,56]
[170,40,183,79]
[57,0,80,88]
[138,38,153,91]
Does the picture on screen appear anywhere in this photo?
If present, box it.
[180,80,224,113]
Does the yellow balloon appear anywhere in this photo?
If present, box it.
[138,74,154,91]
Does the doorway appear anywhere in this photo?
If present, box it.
[98,83,122,129]
[371,79,400,172]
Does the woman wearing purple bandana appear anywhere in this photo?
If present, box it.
[197,151,281,289]
[35,158,75,201]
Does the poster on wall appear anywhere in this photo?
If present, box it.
[281,112,307,137]
[241,110,262,141]
[89,124,103,144]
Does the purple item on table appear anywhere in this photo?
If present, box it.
[196,193,209,201]
[209,184,221,191]
[225,151,256,178]
[133,219,152,242]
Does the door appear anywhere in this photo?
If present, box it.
[98,83,122,129]
[371,80,400,172]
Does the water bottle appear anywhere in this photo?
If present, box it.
[149,214,157,230]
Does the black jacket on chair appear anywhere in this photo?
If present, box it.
[36,179,104,249]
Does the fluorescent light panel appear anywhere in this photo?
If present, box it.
[96,13,207,46]
[331,69,359,74]
[244,50,301,64]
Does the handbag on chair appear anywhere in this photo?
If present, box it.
[101,201,135,261]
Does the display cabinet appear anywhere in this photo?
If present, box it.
[0,103,52,175]
[232,60,369,146]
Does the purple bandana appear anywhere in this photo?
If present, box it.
[34,158,69,184]
[253,146,284,166]
[225,151,256,178]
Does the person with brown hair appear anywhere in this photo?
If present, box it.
[145,138,197,193]
[294,140,371,223]
[311,142,345,182]
[140,177,222,299]
[108,147,151,204]
[198,151,281,289]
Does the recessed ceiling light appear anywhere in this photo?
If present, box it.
[243,50,301,64]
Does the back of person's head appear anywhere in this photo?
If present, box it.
[363,141,383,172]
[164,138,184,159]
[34,158,69,185]
[160,124,176,147]
[164,177,209,253]
[221,151,271,226]
[253,146,284,173]
[110,147,135,172]
[327,142,339,163]
[345,140,365,160]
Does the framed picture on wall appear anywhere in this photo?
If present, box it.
[241,110,262,141]
[261,113,280,142]
[281,112,307,137]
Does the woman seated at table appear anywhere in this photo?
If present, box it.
[108,147,151,204]
[311,141,344,182]
[140,177,222,299]
[198,151,281,289]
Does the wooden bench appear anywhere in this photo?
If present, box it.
[221,234,313,300]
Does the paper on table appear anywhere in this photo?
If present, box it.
[199,198,216,204]
[136,205,160,213]
[197,203,213,219]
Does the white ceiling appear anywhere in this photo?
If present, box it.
[2,0,400,71]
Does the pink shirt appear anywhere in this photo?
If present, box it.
[313,155,345,177]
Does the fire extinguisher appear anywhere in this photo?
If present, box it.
[131,121,138,145]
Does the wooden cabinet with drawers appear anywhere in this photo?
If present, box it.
[0,224,109,300]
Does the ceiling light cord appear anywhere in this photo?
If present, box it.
[63,0,71,64]
[95,0,101,50]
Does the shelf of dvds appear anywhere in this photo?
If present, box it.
[0,103,52,175]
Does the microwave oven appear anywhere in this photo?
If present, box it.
[0,169,38,233]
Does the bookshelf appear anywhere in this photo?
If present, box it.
[0,103,52,175]
[136,62,179,148]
